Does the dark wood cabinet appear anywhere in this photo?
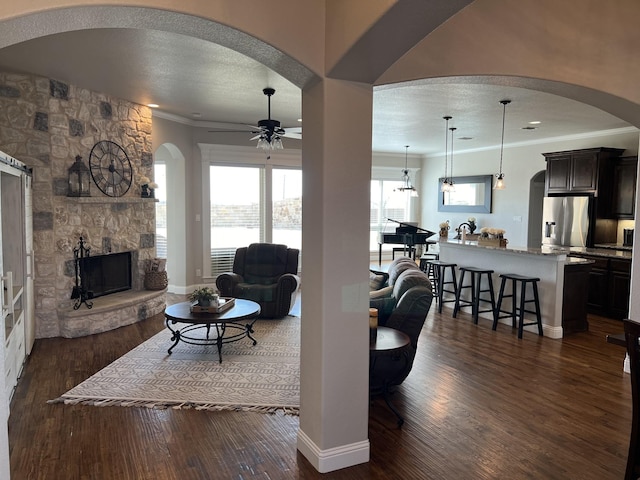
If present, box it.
[543,147,624,197]
[610,259,632,319]
[563,261,592,334]
[546,155,571,192]
[569,254,631,320]
[612,156,637,219]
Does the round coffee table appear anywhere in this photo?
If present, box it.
[164,299,261,362]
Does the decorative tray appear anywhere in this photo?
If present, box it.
[190,297,235,313]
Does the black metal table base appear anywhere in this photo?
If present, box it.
[371,384,405,427]
[165,318,257,363]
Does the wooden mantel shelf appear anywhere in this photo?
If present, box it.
[68,196,158,204]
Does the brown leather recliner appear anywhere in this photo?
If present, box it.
[215,243,300,319]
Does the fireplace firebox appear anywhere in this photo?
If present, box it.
[80,251,132,299]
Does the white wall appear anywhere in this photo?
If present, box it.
[420,128,639,247]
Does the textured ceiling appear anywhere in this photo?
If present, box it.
[0,28,632,155]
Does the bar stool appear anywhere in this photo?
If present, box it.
[419,253,439,272]
[453,266,496,324]
[425,260,457,313]
[493,273,543,339]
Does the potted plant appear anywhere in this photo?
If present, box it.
[188,286,219,307]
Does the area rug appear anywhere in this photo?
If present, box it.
[49,317,300,415]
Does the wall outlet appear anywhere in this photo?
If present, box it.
[195,213,201,222]
[513,215,522,222]
[196,268,201,277]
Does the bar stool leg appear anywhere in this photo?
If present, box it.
[510,278,518,329]
[518,280,527,339]
[532,280,543,336]
[453,269,466,317]
[487,274,496,314]
[437,266,445,313]
[472,272,480,324]
[493,277,507,330]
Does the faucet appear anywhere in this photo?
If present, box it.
[455,222,471,240]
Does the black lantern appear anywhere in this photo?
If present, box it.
[67,155,91,197]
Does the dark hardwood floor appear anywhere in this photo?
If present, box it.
[8,295,632,479]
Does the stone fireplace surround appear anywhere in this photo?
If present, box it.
[0,71,165,338]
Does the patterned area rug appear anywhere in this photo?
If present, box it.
[49,317,300,414]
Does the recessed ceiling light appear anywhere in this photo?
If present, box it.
[529,121,541,125]
[297,118,302,122]
[147,103,159,108]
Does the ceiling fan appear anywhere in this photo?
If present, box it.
[208,88,301,154]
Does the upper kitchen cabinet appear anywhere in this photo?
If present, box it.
[612,156,637,219]
[543,147,625,196]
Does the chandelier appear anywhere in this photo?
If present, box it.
[396,145,418,196]
[441,116,453,192]
[494,99,511,190]
[255,88,285,151]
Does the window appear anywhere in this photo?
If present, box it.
[370,179,411,251]
[210,166,262,274]
[208,164,302,275]
[154,163,167,258]
[272,168,302,251]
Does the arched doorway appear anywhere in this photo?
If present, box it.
[154,143,186,292]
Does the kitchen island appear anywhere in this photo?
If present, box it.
[438,240,593,339]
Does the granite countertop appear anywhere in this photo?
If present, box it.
[567,246,632,260]
[594,243,633,251]
[440,239,633,260]
[441,240,567,257]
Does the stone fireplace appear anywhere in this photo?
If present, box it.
[0,70,166,338]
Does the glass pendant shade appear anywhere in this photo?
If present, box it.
[396,145,418,196]
[494,173,505,190]
[441,115,452,192]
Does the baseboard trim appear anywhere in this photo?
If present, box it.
[296,429,369,473]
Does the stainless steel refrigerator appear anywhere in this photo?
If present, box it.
[541,196,591,247]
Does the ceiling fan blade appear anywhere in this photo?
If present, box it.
[282,126,302,139]
[208,129,259,133]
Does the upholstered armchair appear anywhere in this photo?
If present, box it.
[215,243,300,319]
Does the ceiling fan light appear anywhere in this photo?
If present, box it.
[257,137,270,150]
[272,137,283,150]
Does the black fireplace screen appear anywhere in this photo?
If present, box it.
[80,251,132,298]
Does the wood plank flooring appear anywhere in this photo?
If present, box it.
[8,297,632,479]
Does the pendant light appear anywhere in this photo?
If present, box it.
[441,116,452,192]
[494,99,511,190]
[396,145,418,197]
[449,126,457,192]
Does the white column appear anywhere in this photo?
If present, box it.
[297,78,372,472]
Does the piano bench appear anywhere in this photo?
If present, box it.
[392,247,416,260]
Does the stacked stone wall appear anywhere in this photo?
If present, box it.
[0,71,156,338]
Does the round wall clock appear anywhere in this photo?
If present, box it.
[88,140,133,197]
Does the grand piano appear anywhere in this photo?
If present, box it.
[378,219,436,264]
